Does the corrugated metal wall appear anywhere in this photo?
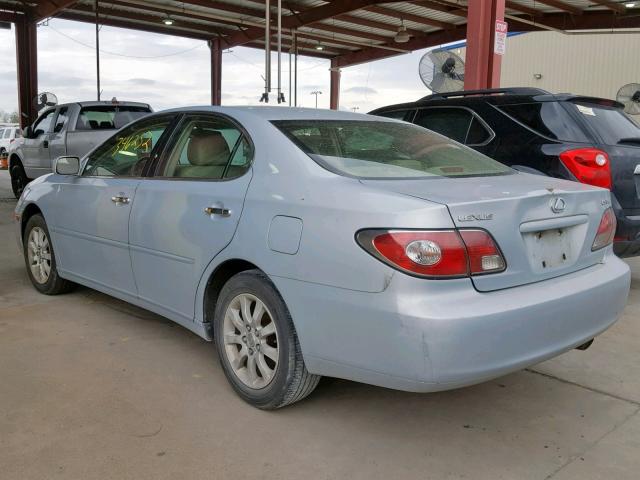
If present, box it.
[499,31,640,101]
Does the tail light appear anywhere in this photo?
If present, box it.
[356,229,506,279]
[592,208,616,251]
[559,148,612,190]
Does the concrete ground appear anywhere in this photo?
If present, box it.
[0,170,638,480]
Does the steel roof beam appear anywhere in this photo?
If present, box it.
[532,0,583,15]
[34,0,78,21]
[588,0,626,13]
[362,5,455,29]
[221,0,408,49]
[333,8,640,67]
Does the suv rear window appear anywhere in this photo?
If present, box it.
[273,120,511,179]
[570,102,640,146]
[498,102,589,142]
[76,105,151,131]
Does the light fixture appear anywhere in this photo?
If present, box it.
[163,15,174,26]
[394,20,410,43]
[626,2,636,7]
[315,42,324,51]
[533,73,543,79]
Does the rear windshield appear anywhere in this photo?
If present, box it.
[273,120,512,179]
[76,105,151,131]
[498,102,590,142]
[570,102,640,146]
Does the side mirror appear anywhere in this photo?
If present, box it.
[24,126,33,138]
[55,156,80,175]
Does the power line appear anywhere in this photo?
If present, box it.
[46,24,205,59]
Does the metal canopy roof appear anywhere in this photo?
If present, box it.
[1,1,640,67]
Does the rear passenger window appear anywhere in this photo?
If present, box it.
[161,117,251,180]
[414,108,491,145]
[498,102,589,142]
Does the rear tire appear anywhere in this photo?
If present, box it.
[10,163,29,199]
[23,214,74,295]
[213,269,320,409]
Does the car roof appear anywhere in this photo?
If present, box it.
[371,89,624,113]
[158,105,391,122]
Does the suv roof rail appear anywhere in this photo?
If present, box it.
[418,87,550,102]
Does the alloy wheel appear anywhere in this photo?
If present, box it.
[223,293,279,389]
[27,227,52,284]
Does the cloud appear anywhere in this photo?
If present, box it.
[128,78,156,86]
[344,86,378,95]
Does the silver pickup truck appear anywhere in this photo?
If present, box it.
[9,101,152,198]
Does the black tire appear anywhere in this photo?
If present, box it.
[23,214,74,295]
[10,162,29,199]
[213,269,320,409]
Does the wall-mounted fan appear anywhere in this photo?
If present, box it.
[617,83,640,115]
[419,50,465,93]
[34,92,58,111]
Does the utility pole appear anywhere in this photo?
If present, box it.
[95,0,101,101]
[311,90,322,108]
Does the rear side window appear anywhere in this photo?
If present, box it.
[76,105,151,131]
[570,102,640,146]
[414,108,491,145]
[498,102,589,142]
[374,109,414,122]
[3,129,9,139]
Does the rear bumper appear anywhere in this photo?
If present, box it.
[271,251,630,392]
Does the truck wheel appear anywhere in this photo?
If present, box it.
[10,163,29,199]
[23,214,74,295]
[214,269,320,409]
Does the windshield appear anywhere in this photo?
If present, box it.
[570,102,640,145]
[273,120,512,179]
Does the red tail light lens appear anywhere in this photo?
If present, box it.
[459,230,506,274]
[357,229,506,279]
[559,148,612,190]
[592,208,616,251]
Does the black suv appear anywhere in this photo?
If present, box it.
[371,88,640,257]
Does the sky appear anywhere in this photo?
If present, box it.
[0,18,439,116]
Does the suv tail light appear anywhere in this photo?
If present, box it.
[592,208,616,251]
[356,229,506,279]
[559,148,612,190]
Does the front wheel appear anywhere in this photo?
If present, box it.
[10,163,29,199]
[214,270,320,409]
[23,214,74,295]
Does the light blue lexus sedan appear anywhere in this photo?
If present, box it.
[15,107,631,409]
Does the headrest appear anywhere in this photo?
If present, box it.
[187,130,230,166]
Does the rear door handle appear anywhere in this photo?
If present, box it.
[204,206,231,217]
[111,195,130,205]
[43,140,49,148]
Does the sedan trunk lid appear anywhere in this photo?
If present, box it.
[361,172,612,291]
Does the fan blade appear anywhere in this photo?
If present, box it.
[430,74,446,93]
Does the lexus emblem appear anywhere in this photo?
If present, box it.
[550,197,566,214]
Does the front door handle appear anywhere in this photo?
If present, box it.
[204,206,231,217]
[111,195,130,205]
